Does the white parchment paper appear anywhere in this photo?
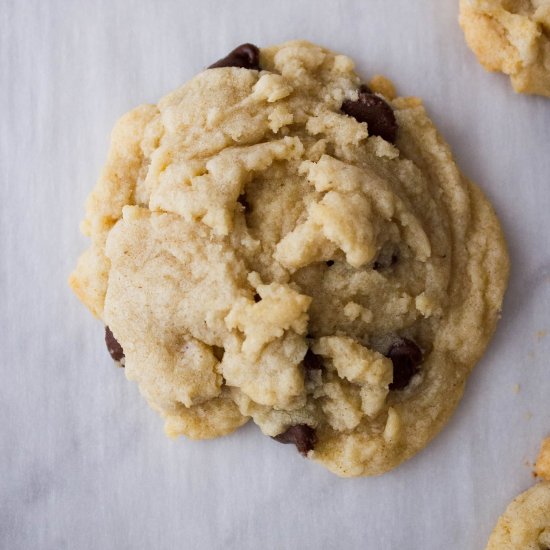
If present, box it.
[2,1,550,548]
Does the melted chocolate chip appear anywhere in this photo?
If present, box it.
[272,425,317,456]
[386,338,423,390]
[105,326,125,364]
[303,349,324,372]
[341,86,397,143]
[326,260,335,266]
[208,43,260,70]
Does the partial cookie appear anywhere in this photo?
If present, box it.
[70,41,509,476]
[485,482,550,549]
[536,435,550,480]
[459,0,550,97]
[485,440,550,549]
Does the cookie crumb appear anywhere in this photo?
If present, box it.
[513,383,520,394]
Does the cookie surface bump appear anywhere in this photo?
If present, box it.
[69,40,509,476]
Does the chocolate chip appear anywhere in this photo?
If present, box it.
[386,338,422,390]
[253,293,261,303]
[105,326,125,364]
[303,348,324,372]
[208,43,261,70]
[272,425,317,456]
[326,260,334,266]
[341,86,397,143]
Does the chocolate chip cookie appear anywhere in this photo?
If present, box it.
[460,0,550,97]
[485,438,550,549]
[69,40,509,476]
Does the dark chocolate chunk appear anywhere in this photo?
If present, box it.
[386,338,423,390]
[303,348,324,372]
[208,43,260,70]
[341,86,398,143]
[105,326,125,364]
[272,424,317,456]
[253,293,261,303]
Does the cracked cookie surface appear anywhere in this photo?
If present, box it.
[460,0,550,97]
[70,40,509,477]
